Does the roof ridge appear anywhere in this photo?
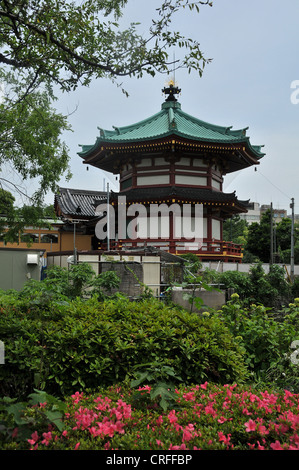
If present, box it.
[97,109,165,137]
[176,107,247,136]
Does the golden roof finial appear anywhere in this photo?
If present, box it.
[162,77,181,102]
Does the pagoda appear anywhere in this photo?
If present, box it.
[78,83,265,262]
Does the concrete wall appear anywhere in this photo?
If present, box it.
[0,249,44,291]
[47,252,162,298]
[171,287,226,313]
[202,261,299,276]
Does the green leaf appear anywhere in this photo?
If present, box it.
[130,371,151,388]
[45,410,65,432]
[5,403,27,425]
[150,382,177,411]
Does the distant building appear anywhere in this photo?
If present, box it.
[260,205,287,223]
[0,218,64,252]
[238,203,288,225]
[239,202,261,225]
[0,186,107,254]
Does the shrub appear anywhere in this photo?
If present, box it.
[216,295,299,391]
[217,271,253,301]
[217,263,291,307]
[0,296,248,399]
[2,382,299,450]
[18,264,121,302]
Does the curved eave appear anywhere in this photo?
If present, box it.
[78,130,261,157]
[79,131,263,174]
[111,187,249,215]
[78,101,265,169]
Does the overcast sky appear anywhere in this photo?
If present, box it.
[49,0,299,215]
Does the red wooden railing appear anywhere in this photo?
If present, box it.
[97,239,243,261]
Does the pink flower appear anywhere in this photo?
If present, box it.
[249,393,257,403]
[169,443,188,450]
[137,385,151,394]
[218,432,231,446]
[28,431,40,449]
[217,416,227,424]
[183,391,196,402]
[200,381,208,390]
[182,430,193,442]
[156,415,163,426]
[71,391,84,404]
[41,431,52,446]
[245,419,256,432]
[168,410,178,425]
[115,421,125,434]
[169,444,181,450]
[257,424,269,436]
[204,404,217,417]
[270,440,283,450]
[74,442,80,450]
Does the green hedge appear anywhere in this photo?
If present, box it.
[0,295,248,399]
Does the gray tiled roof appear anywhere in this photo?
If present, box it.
[113,187,249,207]
[55,187,107,218]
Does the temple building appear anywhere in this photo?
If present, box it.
[74,83,264,262]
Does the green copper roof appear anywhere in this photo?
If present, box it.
[78,99,265,160]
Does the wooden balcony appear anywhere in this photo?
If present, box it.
[97,239,243,262]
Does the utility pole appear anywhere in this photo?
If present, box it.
[107,182,110,251]
[270,202,273,265]
[290,198,295,283]
[73,220,78,265]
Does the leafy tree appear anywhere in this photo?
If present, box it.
[0,0,212,96]
[246,210,299,264]
[275,217,299,264]
[223,215,248,244]
[0,188,14,214]
[0,83,71,200]
[0,0,213,230]
[276,218,293,251]
[246,210,272,262]
[0,199,58,244]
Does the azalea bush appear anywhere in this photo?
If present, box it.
[2,382,299,450]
